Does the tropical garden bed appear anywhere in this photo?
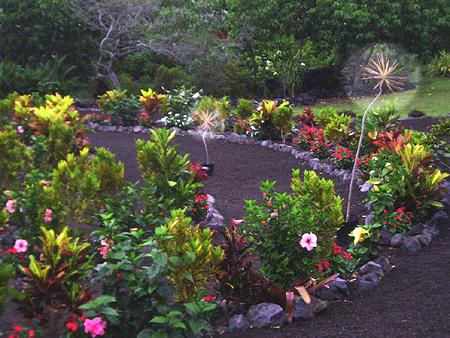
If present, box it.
[0,65,449,338]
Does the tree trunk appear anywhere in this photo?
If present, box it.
[106,65,121,90]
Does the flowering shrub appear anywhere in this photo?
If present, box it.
[5,323,41,338]
[190,192,209,222]
[381,207,414,234]
[331,146,354,169]
[137,111,151,126]
[161,86,201,117]
[293,125,331,158]
[243,170,343,287]
[162,111,194,130]
[90,228,217,337]
[189,162,207,182]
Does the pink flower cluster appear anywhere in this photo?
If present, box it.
[299,232,317,251]
[84,317,107,337]
[98,239,113,259]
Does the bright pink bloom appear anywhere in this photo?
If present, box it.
[27,329,35,338]
[324,261,330,270]
[267,200,273,207]
[84,317,107,337]
[6,200,16,214]
[270,210,279,218]
[231,219,243,226]
[17,126,24,133]
[98,239,113,259]
[12,325,22,332]
[13,240,28,253]
[44,209,53,223]
[299,232,317,251]
[42,180,50,187]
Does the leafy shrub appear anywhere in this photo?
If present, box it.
[0,126,28,191]
[136,129,201,222]
[91,228,217,337]
[108,96,142,126]
[17,227,93,323]
[215,96,232,131]
[272,105,294,143]
[0,261,15,315]
[243,170,342,287]
[97,90,128,112]
[155,209,223,302]
[295,107,315,126]
[162,86,201,117]
[139,88,165,116]
[162,111,195,130]
[49,147,123,224]
[314,107,338,128]
[293,125,331,158]
[154,64,190,89]
[323,113,352,143]
[235,98,254,119]
[427,50,450,77]
[364,101,400,133]
[215,223,259,304]
[249,100,289,140]
[233,118,251,135]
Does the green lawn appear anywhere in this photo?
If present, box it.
[297,77,450,117]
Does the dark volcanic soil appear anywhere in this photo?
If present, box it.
[89,131,367,224]
[88,130,450,338]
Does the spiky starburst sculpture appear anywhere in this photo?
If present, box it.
[362,53,406,93]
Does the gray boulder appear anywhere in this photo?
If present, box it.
[374,256,393,273]
[133,125,143,133]
[228,314,250,332]
[309,297,329,314]
[293,296,314,320]
[401,237,421,253]
[430,210,449,227]
[415,233,432,246]
[379,229,393,246]
[359,261,384,278]
[390,233,404,247]
[247,303,287,328]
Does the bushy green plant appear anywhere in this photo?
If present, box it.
[235,98,254,119]
[97,90,128,112]
[90,228,217,337]
[0,126,28,191]
[155,209,223,302]
[427,50,450,77]
[323,113,353,143]
[243,170,342,287]
[249,100,290,140]
[272,105,294,143]
[17,227,93,323]
[314,107,338,128]
[364,101,400,133]
[215,96,232,131]
[49,147,123,224]
[136,129,201,222]
[162,86,201,117]
[108,96,142,126]
[0,261,15,315]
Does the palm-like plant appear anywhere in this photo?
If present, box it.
[346,54,405,221]
[194,108,217,163]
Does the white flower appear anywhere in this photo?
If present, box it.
[300,62,306,66]
[192,92,201,99]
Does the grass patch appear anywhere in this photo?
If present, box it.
[296,77,450,117]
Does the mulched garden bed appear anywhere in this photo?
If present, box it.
[88,129,450,338]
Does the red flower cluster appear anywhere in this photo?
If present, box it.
[190,163,208,182]
[191,193,209,221]
[332,244,353,261]
[383,207,413,233]
[137,112,152,126]
[293,126,330,158]
[356,152,374,172]
[201,295,216,302]
[316,260,330,272]
[331,146,354,169]
[65,312,86,333]
[8,324,35,338]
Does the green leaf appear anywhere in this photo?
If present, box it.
[150,316,168,324]
[168,180,177,187]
